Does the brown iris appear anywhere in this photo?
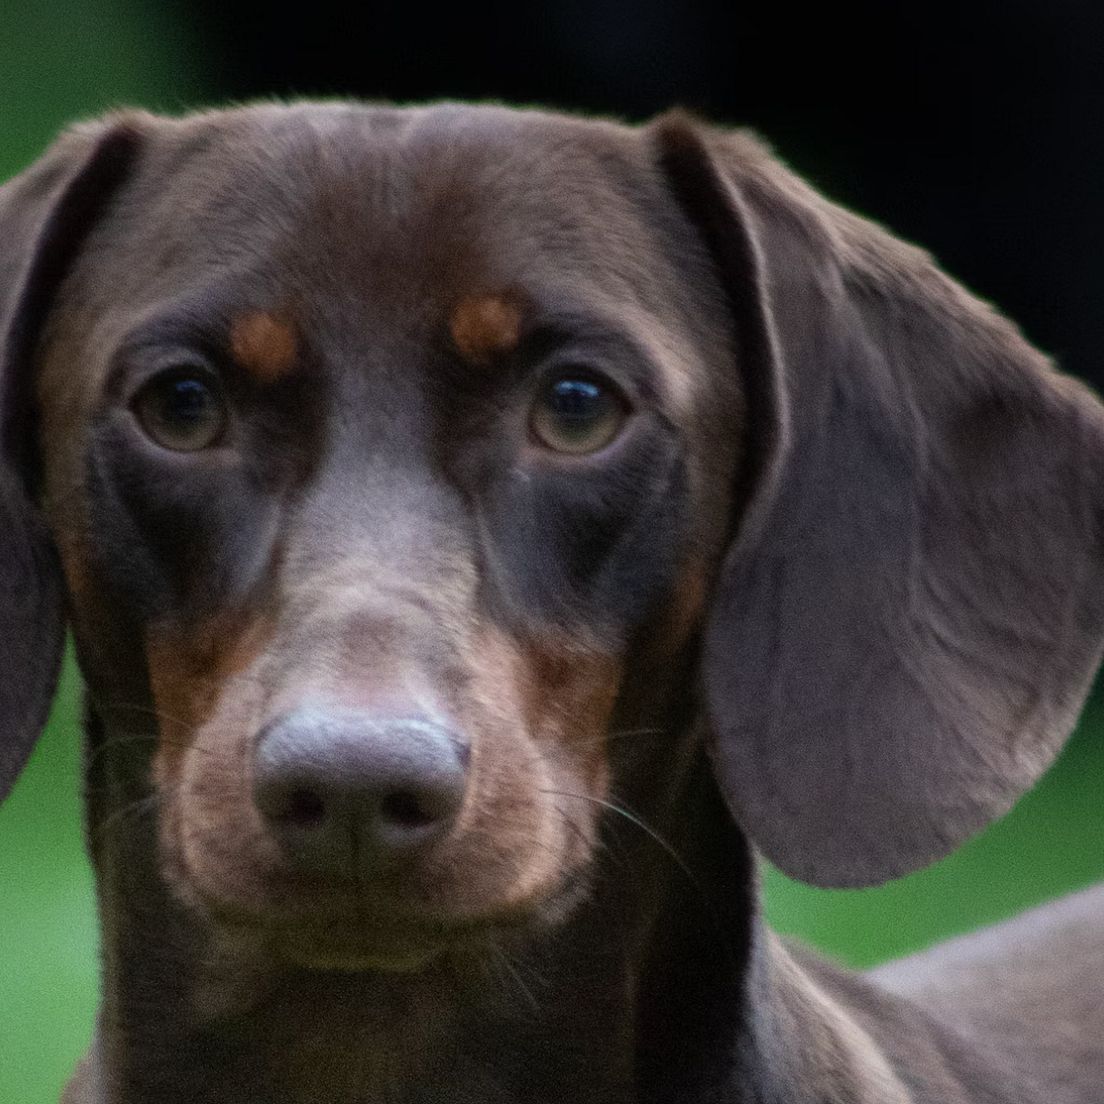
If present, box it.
[530,373,628,455]
[133,369,228,452]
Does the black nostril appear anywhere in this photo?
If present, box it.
[253,774,329,829]
[379,790,436,830]
[281,788,327,829]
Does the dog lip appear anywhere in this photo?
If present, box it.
[204,906,483,975]
[191,861,596,974]
[205,882,582,976]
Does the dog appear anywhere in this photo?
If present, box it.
[2,102,1103,1104]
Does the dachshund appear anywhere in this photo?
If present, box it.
[2,102,1103,1104]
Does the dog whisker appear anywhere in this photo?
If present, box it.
[91,791,164,842]
[539,789,701,894]
[488,941,542,1016]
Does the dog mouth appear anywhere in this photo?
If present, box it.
[201,911,465,977]
[201,866,594,977]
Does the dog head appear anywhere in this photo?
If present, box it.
[2,104,1102,973]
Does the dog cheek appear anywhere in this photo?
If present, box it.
[407,628,571,914]
[522,637,621,792]
[174,709,279,917]
[461,627,621,897]
[436,632,561,909]
[521,639,623,890]
[145,617,279,913]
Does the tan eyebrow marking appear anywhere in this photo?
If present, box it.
[229,311,298,384]
[449,294,523,364]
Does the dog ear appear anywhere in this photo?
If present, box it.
[0,119,142,802]
[653,113,1104,888]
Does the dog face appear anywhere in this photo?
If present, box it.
[23,106,740,971]
[3,103,1104,978]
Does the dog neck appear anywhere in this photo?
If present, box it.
[82,707,911,1104]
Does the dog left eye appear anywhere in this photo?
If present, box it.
[132,369,228,452]
[530,372,629,455]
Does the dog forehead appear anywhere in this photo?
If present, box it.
[118,103,668,301]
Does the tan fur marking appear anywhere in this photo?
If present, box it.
[448,294,522,364]
[145,612,277,921]
[515,633,622,796]
[146,612,272,772]
[230,311,298,383]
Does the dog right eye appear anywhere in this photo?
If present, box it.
[132,369,229,452]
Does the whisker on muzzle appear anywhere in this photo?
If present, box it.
[538,789,701,893]
[90,790,165,843]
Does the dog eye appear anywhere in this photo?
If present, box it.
[530,372,629,455]
[132,369,228,452]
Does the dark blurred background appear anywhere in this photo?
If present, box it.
[2,2,1103,1100]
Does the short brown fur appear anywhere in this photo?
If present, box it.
[0,103,1101,1104]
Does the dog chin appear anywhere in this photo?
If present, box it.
[274,930,450,974]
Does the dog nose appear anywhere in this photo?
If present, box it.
[253,708,469,873]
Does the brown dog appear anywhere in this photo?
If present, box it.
[2,102,1103,1104]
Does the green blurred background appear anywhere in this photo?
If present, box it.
[1,3,1103,1102]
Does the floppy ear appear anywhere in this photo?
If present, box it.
[653,113,1104,888]
[0,120,142,802]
